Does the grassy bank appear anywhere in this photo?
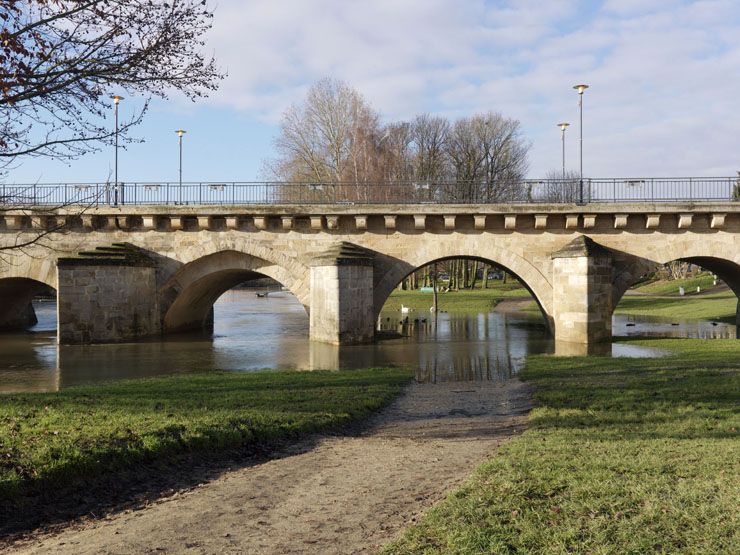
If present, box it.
[0,368,411,507]
[615,291,737,323]
[384,339,740,554]
[634,274,718,296]
[384,282,531,313]
[384,278,736,324]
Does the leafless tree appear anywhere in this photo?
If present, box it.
[444,113,529,202]
[410,114,449,182]
[267,81,530,203]
[269,78,381,183]
[0,0,223,173]
[536,169,581,202]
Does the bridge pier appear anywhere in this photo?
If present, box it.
[309,243,375,345]
[57,246,161,344]
[551,236,613,350]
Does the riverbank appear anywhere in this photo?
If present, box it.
[386,278,737,324]
[384,283,531,313]
[0,368,410,536]
[384,339,740,553]
[2,377,532,554]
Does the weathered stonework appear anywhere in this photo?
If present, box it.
[552,236,613,345]
[56,246,160,344]
[1,203,738,348]
[309,243,375,345]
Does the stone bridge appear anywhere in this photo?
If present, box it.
[0,203,738,352]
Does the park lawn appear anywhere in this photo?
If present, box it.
[0,368,411,506]
[615,291,737,323]
[384,283,531,313]
[384,339,740,554]
[632,273,718,296]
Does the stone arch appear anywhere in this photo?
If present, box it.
[0,254,57,289]
[160,250,309,334]
[611,244,740,327]
[373,244,554,331]
[0,255,58,331]
[0,277,55,331]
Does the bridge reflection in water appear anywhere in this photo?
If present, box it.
[0,290,734,393]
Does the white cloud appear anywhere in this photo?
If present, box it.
[201,0,740,176]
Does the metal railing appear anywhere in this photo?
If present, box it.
[1,178,738,206]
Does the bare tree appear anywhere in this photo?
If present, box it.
[0,0,223,172]
[537,169,581,202]
[269,78,381,184]
[444,113,529,202]
[410,114,449,185]
[267,81,531,203]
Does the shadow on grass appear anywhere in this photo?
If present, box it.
[0,368,411,540]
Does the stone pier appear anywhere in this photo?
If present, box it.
[309,243,375,345]
[57,244,160,344]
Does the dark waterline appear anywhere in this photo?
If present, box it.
[0,291,734,393]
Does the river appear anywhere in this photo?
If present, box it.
[0,290,735,393]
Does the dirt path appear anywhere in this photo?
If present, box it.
[492,297,535,313]
[4,379,531,555]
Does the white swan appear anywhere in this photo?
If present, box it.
[400,304,411,314]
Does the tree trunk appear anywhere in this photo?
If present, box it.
[470,260,479,290]
[432,263,438,313]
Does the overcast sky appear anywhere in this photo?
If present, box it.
[9,0,740,184]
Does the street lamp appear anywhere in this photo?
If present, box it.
[573,84,589,204]
[557,122,570,180]
[110,95,124,206]
[175,129,186,204]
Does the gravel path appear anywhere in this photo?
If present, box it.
[5,379,531,555]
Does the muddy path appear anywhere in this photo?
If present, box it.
[3,379,531,555]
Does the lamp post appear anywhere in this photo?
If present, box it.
[110,95,124,206]
[573,84,589,204]
[175,129,186,204]
[557,122,570,179]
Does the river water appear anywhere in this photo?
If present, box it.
[0,290,735,393]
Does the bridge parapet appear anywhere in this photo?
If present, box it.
[1,203,737,234]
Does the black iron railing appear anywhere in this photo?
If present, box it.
[1,178,738,206]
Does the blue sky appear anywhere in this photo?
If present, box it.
[8,0,740,184]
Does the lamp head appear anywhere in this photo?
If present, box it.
[558,122,570,131]
[573,84,589,94]
[175,129,187,137]
[111,95,124,105]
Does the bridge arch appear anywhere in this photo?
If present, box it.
[160,249,309,334]
[0,256,58,331]
[612,238,740,313]
[373,245,553,331]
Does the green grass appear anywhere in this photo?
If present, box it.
[633,274,718,296]
[0,368,411,505]
[615,292,737,323]
[384,339,740,554]
[384,283,531,313]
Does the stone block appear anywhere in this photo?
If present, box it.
[504,215,517,230]
[710,213,726,229]
[645,214,660,229]
[614,214,628,229]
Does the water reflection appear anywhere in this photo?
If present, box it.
[0,291,735,393]
[613,314,736,340]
